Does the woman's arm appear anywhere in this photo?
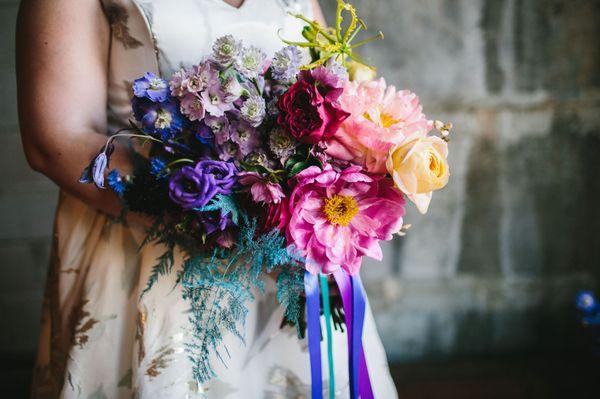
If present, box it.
[16,0,134,219]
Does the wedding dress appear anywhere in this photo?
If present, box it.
[31,1,398,397]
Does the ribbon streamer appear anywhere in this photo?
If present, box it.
[304,271,322,399]
[333,270,374,399]
[320,274,336,399]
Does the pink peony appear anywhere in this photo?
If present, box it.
[325,78,432,174]
[287,164,405,275]
[238,172,285,204]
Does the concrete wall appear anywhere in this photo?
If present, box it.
[1,0,599,367]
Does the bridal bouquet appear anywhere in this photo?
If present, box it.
[80,1,451,397]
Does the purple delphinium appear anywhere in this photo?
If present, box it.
[230,121,259,156]
[132,97,185,140]
[201,84,233,117]
[217,141,239,161]
[180,93,205,121]
[168,160,237,209]
[271,46,302,82]
[239,95,266,127]
[133,72,169,102]
[222,75,244,103]
[212,35,241,68]
[205,116,230,145]
[236,46,267,79]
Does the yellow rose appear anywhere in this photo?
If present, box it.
[386,136,450,214]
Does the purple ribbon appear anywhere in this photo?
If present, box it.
[333,270,374,399]
[304,271,322,399]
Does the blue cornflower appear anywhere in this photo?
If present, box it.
[133,72,169,102]
[132,96,185,140]
[107,169,126,196]
[271,46,302,82]
[150,157,168,179]
[576,291,598,314]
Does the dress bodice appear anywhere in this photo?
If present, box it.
[101,0,311,133]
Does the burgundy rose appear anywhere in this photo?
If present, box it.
[263,197,291,232]
[277,78,350,144]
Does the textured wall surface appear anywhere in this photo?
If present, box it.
[1,0,599,371]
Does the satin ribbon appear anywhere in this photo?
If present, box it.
[333,270,374,399]
[304,271,322,399]
[320,274,336,399]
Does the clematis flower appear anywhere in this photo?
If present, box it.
[79,143,115,189]
[325,78,432,173]
[238,172,285,204]
[286,164,405,275]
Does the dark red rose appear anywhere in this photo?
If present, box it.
[277,79,350,144]
[263,197,291,232]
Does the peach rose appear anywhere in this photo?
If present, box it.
[386,136,449,214]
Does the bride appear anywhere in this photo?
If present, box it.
[17,0,398,397]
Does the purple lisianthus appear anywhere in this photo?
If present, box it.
[271,46,302,82]
[132,96,185,139]
[133,72,169,102]
[168,160,237,209]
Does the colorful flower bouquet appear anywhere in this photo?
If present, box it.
[80,1,452,397]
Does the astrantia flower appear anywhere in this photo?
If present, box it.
[271,46,303,82]
[239,95,266,127]
[133,72,169,102]
[244,150,270,168]
[212,35,241,67]
[238,171,285,204]
[326,78,432,173]
[230,121,259,156]
[236,45,267,79]
[287,164,405,275]
[132,96,185,139]
[268,128,297,162]
[168,160,237,209]
[107,169,126,196]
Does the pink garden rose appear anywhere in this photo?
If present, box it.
[277,72,350,144]
[287,164,405,275]
[325,78,432,173]
[238,172,285,204]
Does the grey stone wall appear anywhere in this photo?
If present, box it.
[1,0,599,367]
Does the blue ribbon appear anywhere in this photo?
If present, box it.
[304,271,322,399]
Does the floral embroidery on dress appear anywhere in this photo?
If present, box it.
[103,1,143,49]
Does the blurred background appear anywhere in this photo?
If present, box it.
[2,0,600,397]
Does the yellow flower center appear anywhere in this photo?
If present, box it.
[323,195,359,226]
[427,148,445,178]
[363,111,400,129]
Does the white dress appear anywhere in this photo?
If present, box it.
[31,1,398,398]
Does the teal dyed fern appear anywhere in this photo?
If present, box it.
[180,214,304,384]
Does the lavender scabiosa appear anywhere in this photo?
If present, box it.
[133,72,169,102]
[168,160,237,209]
[239,95,266,127]
[231,121,259,156]
[236,46,266,79]
[212,35,241,67]
[271,46,302,82]
[268,128,297,162]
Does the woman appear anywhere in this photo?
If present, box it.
[17,0,398,397]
